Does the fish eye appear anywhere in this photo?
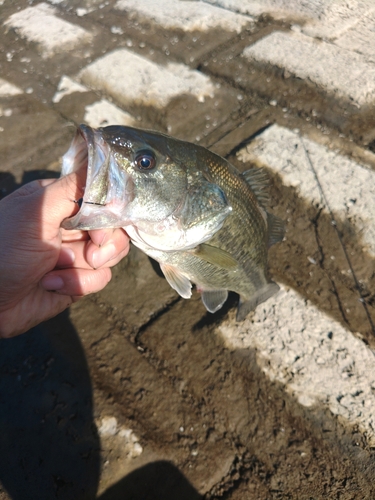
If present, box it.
[135,150,156,171]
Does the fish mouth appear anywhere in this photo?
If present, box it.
[61,124,129,230]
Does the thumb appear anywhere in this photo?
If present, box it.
[1,173,83,243]
[40,172,85,235]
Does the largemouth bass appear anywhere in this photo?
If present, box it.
[61,125,284,320]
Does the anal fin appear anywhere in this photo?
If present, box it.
[201,289,228,313]
[237,282,280,321]
[160,263,192,299]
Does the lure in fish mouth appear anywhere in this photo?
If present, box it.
[61,124,284,320]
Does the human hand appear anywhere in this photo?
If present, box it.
[0,173,130,338]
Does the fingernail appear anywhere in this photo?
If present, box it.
[92,243,116,269]
[40,275,64,291]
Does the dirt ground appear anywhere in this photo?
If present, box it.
[1,2,375,499]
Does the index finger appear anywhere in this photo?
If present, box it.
[88,227,130,248]
[89,228,115,247]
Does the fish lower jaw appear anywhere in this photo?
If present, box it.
[62,201,129,230]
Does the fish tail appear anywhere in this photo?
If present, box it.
[237,282,280,321]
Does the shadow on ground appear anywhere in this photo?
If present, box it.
[98,461,201,500]
[0,170,61,201]
[0,310,200,500]
[0,311,100,499]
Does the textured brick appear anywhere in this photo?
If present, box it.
[0,78,22,97]
[205,0,375,38]
[335,10,375,62]
[4,3,92,57]
[83,99,136,128]
[238,124,375,256]
[219,284,375,446]
[243,31,375,106]
[79,48,215,109]
[52,75,88,104]
[53,75,138,129]
[115,0,251,32]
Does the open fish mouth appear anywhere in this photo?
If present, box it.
[61,124,129,230]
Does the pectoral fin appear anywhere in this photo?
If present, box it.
[191,244,238,270]
[237,282,280,321]
[201,289,228,313]
[160,263,192,299]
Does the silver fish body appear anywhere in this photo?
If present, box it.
[61,125,284,320]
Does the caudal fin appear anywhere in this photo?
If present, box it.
[236,282,280,321]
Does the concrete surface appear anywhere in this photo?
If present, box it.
[1,0,375,498]
[206,0,375,38]
[239,124,375,256]
[4,3,92,57]
[115,0,251,33]
[78,48,215,108]
[220,284,375,445]
[335,10,375,61]
[243,31,375,106]
[0,78,22,96]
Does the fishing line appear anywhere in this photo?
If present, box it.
[300,136,375,338]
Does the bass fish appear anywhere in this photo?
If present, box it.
[61,125,284,320]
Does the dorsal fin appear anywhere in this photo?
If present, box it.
[267,213,285,247]
[241,168,270,208]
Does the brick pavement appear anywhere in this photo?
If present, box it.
[1,0,375,498]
